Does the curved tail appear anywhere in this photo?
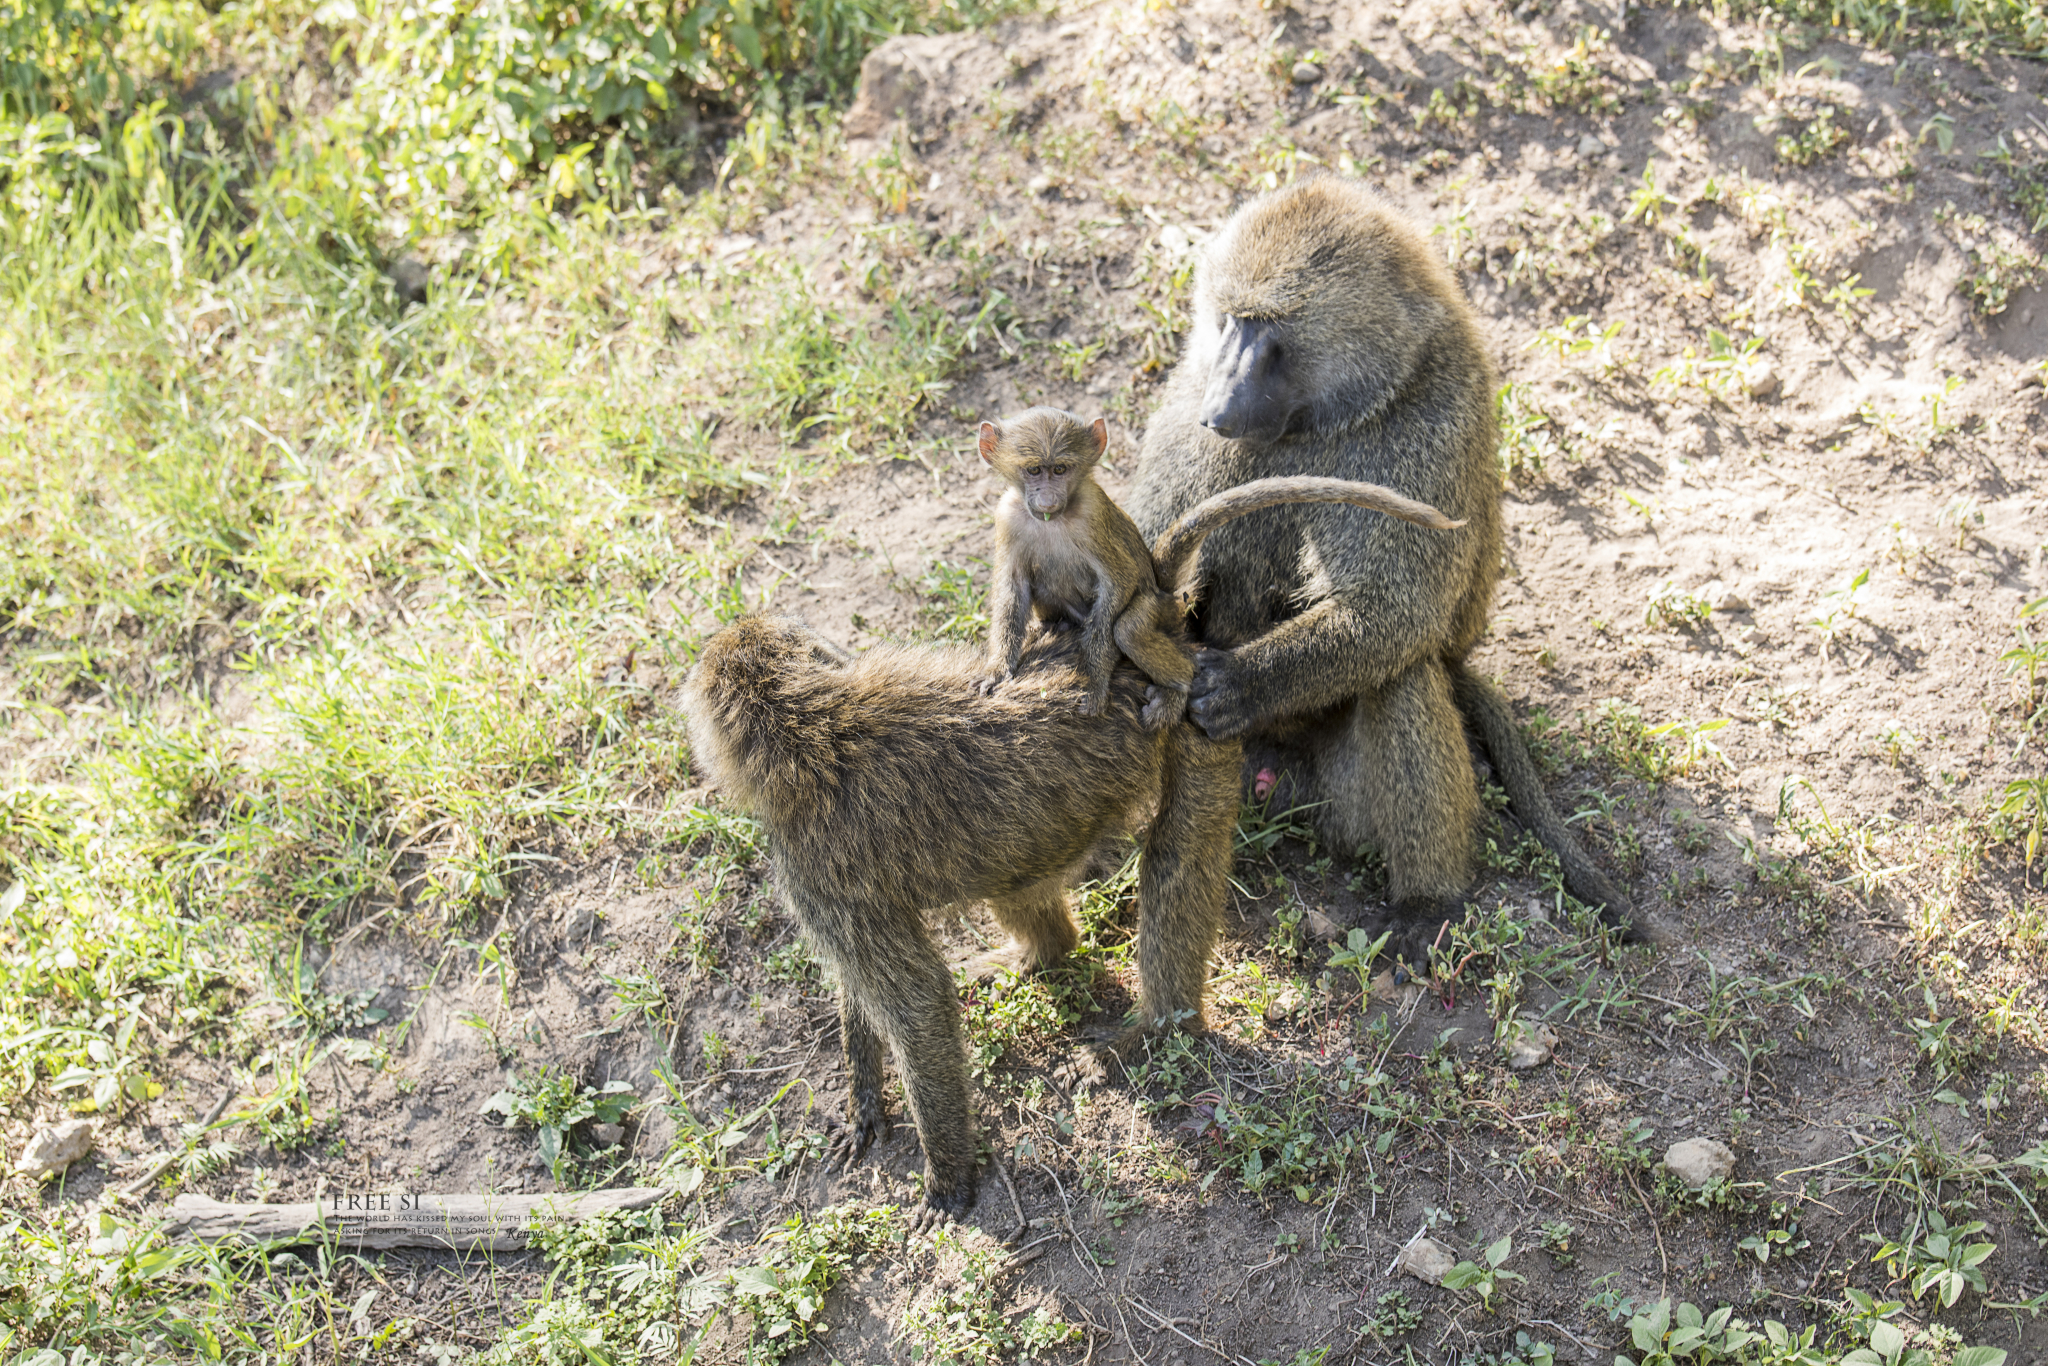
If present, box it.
[1449,662,1638,935]
[1149,476,1464,594]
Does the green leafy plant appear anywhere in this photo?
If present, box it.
[1868,1210,1995,1309]
[480,1068,636,1181]
[1845,1317,2005,1366]
[1441,1235,1524,1311]
[1328,927,1392,999]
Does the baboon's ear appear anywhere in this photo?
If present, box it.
[978,422,1000,464]
[1089,417,1108,457]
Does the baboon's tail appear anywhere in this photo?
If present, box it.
[1149,476,1463,594]
[1449,662,1639,936]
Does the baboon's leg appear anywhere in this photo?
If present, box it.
[834,992,889,1161]
[1077,593,1125,717]
[857,951,977,1218]
[1113,605,1194,730]
[798,897,974,1220]
[1083,727,1238,1078]
[964,875,1079,979]
[1316,657,1478,959]
[791,886,977,1215]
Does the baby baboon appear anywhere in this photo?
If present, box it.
[980,406,1463,731]
[683,617,1234,1222]
[978,408,1191,729]
[1125,175,1633,957]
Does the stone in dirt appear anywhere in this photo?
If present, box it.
[17,1119,95,1179]
[1291,61,1324,83]
[1303,908,1349,943]
[1664,1138,1737,1187]
[1395,1235,1458,1285]
[589,1122,625,1149]
[1506,1022,1559,1069]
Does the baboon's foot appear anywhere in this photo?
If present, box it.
[908,1167,977,1235]
[825,1105,888,1170]
[955,940,1056,982]
[1055,1021,1173,1090]
[1598,900,1651,944]
[1076,692,1107,718]
[1140,685,1187,731]
[974,672,1006,698]
[1365,899,1461,975]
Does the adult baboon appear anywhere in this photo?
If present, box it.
[685,619,1236,1221]
[1124,175,1631,953]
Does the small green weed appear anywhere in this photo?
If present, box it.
[479,1068,636,1181]
[1441,1235,1524,1311]
[903,1232,1081,1363]
[1867,1210,1996,1309]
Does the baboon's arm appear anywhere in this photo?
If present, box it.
[1185,588,1441,740]
[986,568,1033,678]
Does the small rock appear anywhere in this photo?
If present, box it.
[1395,1236,1458,1285]
[1291,61,1324,84]
[1027,173,1055,196]
[1576,133,1608,158]
[1159,224,1192,258]
[1664,1137,1736,1187]
[1263,986,1305,1022]
[1506,1022,1559,1070]
[17,1120,95,1179]
[1304,909,1349,943]
[1742,361,1779,399]
[589,1122,626,1149]
[1704,579,1750,613]
[1369,968,1425,1009]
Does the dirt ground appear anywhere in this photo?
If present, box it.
[63,0,2048,1361]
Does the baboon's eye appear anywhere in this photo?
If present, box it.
[1053,464,1067,475]
[1027,465,1043,476]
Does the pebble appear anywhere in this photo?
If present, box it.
[1743,361,1780,399]
[589,1122,626,1149]
[1027,173,1055,196]
[1664,1137,1737,1187]
[1304,909,1349,943]
[1576,133,1609,158]
[16,1120,95,1179]
[1395,1236,1458,1284]
[1506,1022,1559,1070]
[1291,61,1324,84]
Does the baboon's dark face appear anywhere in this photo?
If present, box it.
[979,410,1109,519]
[1197,313,1298,442]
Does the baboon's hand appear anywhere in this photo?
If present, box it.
[1186,647,1256,740]
[1076,692,1106,718]
[975,671,1005,697]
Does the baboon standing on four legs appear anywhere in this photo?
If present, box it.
[1125,175,1630,952]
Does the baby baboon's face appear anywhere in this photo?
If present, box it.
[979,410,1109,519]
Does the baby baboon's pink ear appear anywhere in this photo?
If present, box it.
[978,422,1000,464]
[1088,417,1108,456]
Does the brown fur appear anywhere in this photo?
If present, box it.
[1125,176,1631,952]
[683,617,1234,1217]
